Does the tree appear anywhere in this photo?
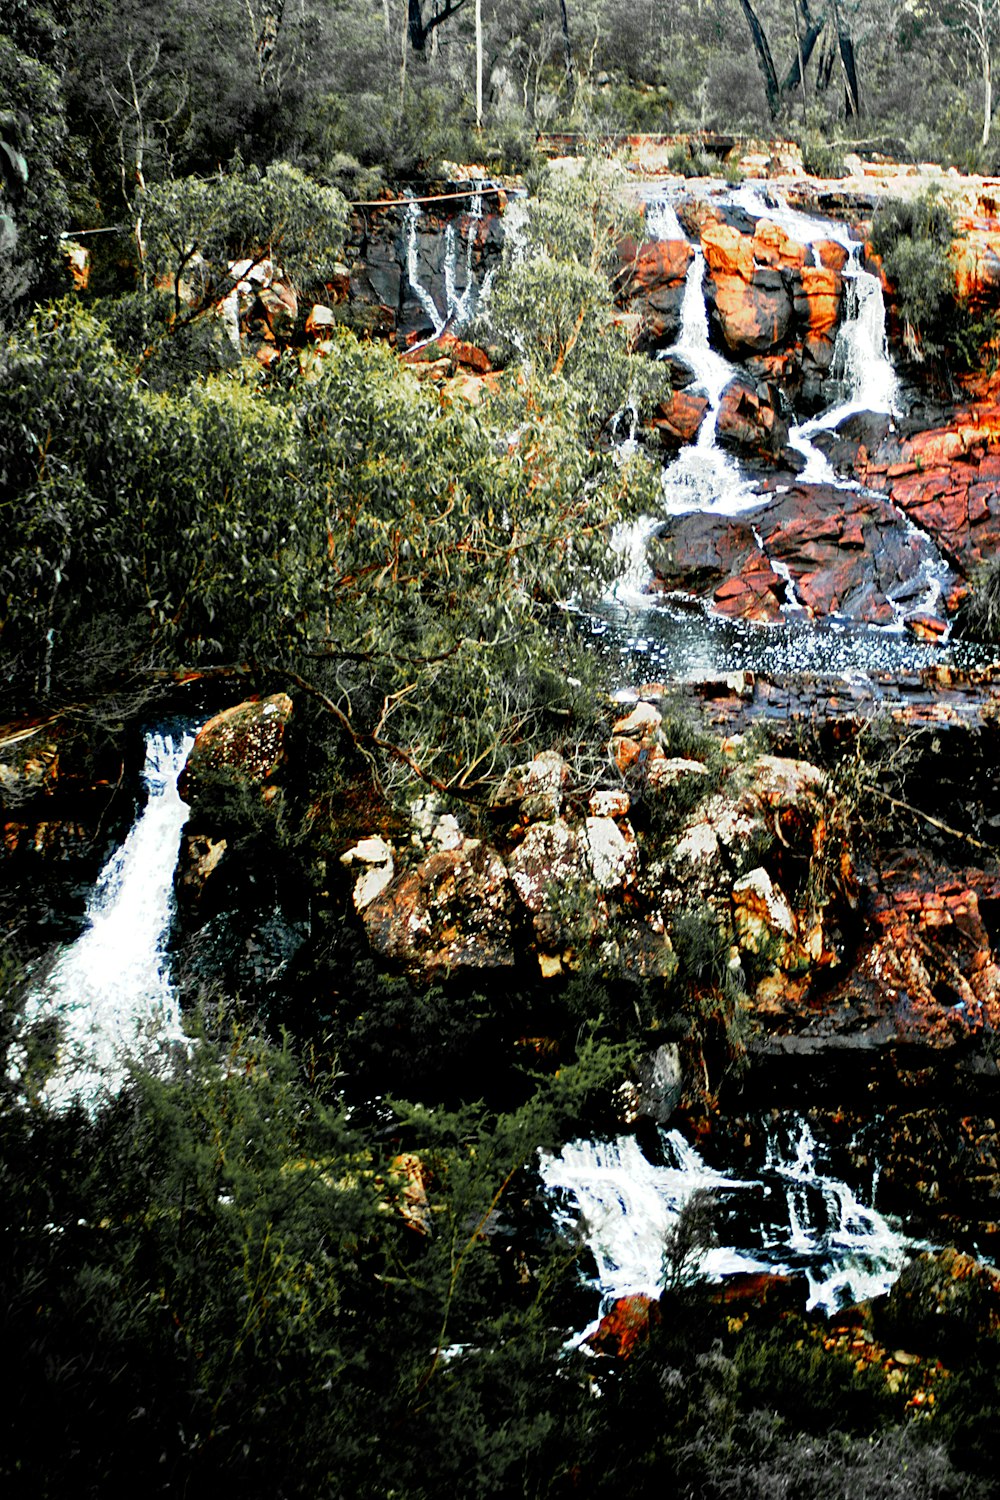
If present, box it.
[954,0,999,146]
[407,0,468,53]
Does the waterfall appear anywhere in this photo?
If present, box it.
[406,200,447,336]
[26,728,195,1108]
[540,1115,908,1321]
[406,190,491,338]
[789,245,897,481]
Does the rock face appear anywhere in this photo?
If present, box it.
[0,721,134,871]
[649,482,946,629]
[817,403,1000,573]
[343,187,506,343]
[696,210,847,408]
[617,235,694,352]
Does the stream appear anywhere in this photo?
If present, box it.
[22,182,985,1316]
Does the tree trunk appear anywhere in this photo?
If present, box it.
[984,43,993,146]
[559,0,574,84]
[475,0,483,127]
[782,0,825,96]
[829,0,860,117]
[738,0,781,118]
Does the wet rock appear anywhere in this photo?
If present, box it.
[636,1042,684,1123]
[823,402,1000,570]
[716,377,790,459]
[710,270,794,354]
[648,511,785,624]
[753,483,934,626]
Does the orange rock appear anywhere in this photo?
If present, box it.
[753,218,808,270]
[701,221,755,281]
[796,265,843,338]
[815,239,849,272]
[587,1294,660,1358]
[629,238,694,289]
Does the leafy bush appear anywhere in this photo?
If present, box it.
[955,550,1000,642]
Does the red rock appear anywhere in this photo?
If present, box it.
[906,613,948,641]
[627,238,694,289]
[586,1294,660,1358]
[795,265,843,339]
[647,388,709,447]
[362,838,515,971]
[815,239,849,272]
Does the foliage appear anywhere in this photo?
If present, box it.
[0,989,623,1498]
[143,162,347,294]
[870,192,961,362]
[0,289,657,795]
[956,549,1000,641]
[0,29,70,321]
[480,158,670,428]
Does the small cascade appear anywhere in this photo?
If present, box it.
[443,189,483,328]
[27,728,195,1107]
[406,190,491,338]
[789,246,898,479]
[644,194,685,242]
[540,1115,908,1320]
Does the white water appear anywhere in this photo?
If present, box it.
[406,190,490,337]
[608,188,957,634]
[540,1116,908,1323]
[28,729,194,1107]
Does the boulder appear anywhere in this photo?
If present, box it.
[619,235,694,351]
[362,837,515,971]
[586,1294,661,1358]
[340,834,395,911]
[646,388,709,448]
[715,377,790,460]
[179,693,292,807]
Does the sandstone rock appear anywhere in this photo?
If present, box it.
[492,749,570,821]
[646,388,709,448]
[584,815,638,892]
[176,831,229,907]
[508,819,583,914]
[257,281,298,337]
[305,303,338,337]
[362,838,515,971]
[753,219,808,271]
[179,693,292,806]
[612,701,663,738]
[340,834,395,911]
[586,1294,660,1358]
[710,271,794,354]
[589,788,631,819]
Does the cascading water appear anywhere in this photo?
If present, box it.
[593,185,985,670]
[406,189,492,338]
[540,1114,908,1325]
[26,728,195,1107]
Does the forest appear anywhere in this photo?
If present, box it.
[6,2,1000,1498]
